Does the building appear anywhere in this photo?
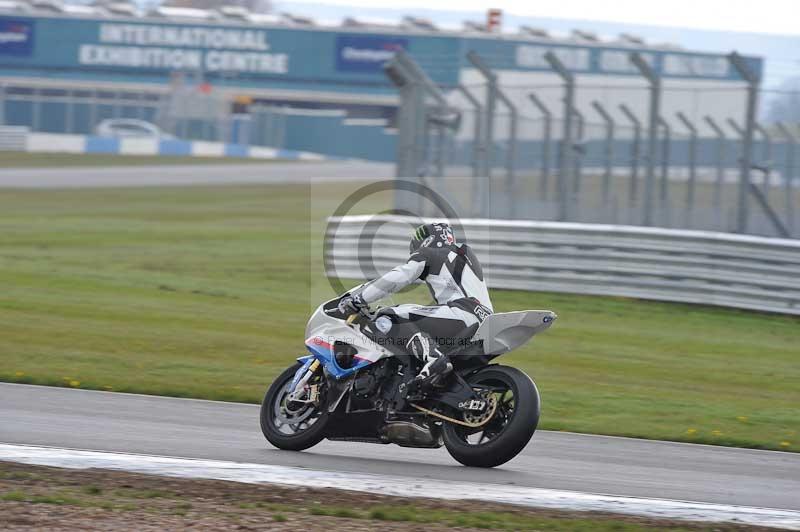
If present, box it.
[0,2,763,161]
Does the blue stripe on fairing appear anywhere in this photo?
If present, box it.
[305,343,373,380]
[85,136,119,153]
[158,140,192,156]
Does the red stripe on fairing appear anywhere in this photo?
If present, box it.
[305,337,332,351]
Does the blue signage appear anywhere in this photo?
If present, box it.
[336,35,408,73]
[0,18,34,56]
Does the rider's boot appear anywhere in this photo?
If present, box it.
[415,354,453,388]
[404,332,452,398]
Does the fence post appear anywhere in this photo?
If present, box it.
[775,122,797,231]
[619,103,641,209]
[729,117,790,237]
[630,52,661,226]
[528,93,552,200]
[657,116,671,223]
[545,51,575,221]
[728,52,760,234]
[467,51,496,182]
[754,122,773,193]
[676,112,698,224]
[385,51,437,178]
[496,88,518,216]
[458,84,483,216]
[385,51,427,202]
[457,84,482,180]
[704,116,727,217]
[571,107,585,203]
[592,100,615,207]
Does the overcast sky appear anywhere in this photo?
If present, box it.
[300,0,798,36]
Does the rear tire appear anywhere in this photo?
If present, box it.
[442,365,540,468]
[260,362,329,451]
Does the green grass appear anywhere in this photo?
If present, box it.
[0,183,798,451]
[0,152,290,168]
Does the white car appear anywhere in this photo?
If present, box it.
[94,119,174,140]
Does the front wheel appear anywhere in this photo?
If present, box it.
[260,362,329,451]
[442,365,540,468]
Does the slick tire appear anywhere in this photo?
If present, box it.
[442,365,540,468]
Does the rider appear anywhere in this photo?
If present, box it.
[337,222,493,388]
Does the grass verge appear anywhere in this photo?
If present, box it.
[0,183,797,451]
[0,461,774,531]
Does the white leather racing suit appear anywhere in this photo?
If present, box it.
[353,241,493,363]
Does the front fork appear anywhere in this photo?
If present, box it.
[287,358,320,403]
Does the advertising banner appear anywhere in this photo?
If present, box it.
[0,18,34,56]
[336,35,408,73]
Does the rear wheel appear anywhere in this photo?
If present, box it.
[442,365,540,468]
[260,362,329,451]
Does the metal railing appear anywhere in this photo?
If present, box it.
[325,214,800,316]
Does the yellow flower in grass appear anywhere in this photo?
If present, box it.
[686,428,697,435]
[69,380,80,387]
[14,371,24,377]
[736,416,748,422]
[711,430,723,437]
[780,441,791,448]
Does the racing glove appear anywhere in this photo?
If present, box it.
[337,293,367,315]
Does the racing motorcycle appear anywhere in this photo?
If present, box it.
[260,287,556,468]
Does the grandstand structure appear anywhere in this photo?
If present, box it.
[0,0,764,160]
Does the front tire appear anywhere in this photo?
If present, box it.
[442,365,540,468]
[260,362,329,451]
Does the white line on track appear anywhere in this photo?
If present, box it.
[1,443,798,530]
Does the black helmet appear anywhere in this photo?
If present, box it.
[409,222,456,253]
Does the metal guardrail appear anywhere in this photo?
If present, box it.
[325,215,800,316]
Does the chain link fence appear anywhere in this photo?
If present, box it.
[388,51,800,240]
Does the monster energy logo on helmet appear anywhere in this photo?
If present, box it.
[410,223,455,252]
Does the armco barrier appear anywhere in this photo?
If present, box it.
[325,215,800,316]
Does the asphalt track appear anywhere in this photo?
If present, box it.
[2,383,799,513]
[0,161,393,188]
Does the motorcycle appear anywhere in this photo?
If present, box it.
[260,286,557,468]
